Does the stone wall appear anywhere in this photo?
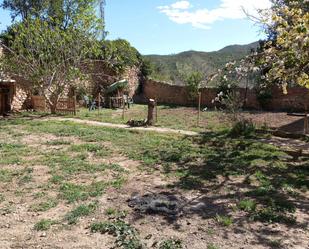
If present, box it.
[122,66,141,97]
[11,84,31,111]
[84,62,141,98]
[136,79,309,111]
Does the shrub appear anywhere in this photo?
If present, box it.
[257,90,272,110]
[159,238,183,249]
[229,120,255,138]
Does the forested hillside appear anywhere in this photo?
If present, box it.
[145,41,259,86]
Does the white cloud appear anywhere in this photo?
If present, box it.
[158,0,272,29]
[171,1,191,9]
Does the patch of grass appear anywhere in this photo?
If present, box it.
[216,214,233,227]
[30,198,58,212]
[207,244,220,249]
[19,174,33,183]
[0,169,15,182]
[46,140,71,146]
[34,219,56,231]
[268,239,283,248]
[0,143,29,165]
[253,207,296,224]
[238,199,256,212]
[59,182,107,203]
[105,207,117,216]
[159,238,183,249]
[90,218,143,249]
[206,228,215,235]
[50,174,65,184]
[65,202,98,224]
[42,150,123,175]
[105,208,127,218]
[0,194,5,203]
[0,168,33,183]
[0,205,14,215]
[70,143,110,157]
[33,191,46,199]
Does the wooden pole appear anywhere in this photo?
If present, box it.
[305,104,308,134]
[155,99,158,123]
[98,92,101,115]
[73,95,76,116]
[122,95,125,120]
[197,92,201,127]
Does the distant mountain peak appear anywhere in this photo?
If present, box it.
[144,41,260,86]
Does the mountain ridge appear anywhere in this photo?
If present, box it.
[144,41,260,86]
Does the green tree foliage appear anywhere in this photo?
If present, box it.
[185,71,203,99]
[1,0,45,20]
[1,1,102,113]
[98,39,142,74]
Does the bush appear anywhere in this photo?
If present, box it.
[257,90,272,110]
[229,120,255,138]
[159,238,183,249]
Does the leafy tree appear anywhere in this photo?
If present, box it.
[185,71,203,99]
[98,39,142,74]
[1,1,102,113]
[140,57,154,78]
[1,0,46,20]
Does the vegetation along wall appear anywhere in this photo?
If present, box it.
[138,79,309,111]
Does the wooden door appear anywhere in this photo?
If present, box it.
[0,92,3,115]
[0,87,11,115]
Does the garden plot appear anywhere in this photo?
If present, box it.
[0,118,308,249]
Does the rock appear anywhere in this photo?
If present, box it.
[145,234,152,240]
[40,232,47,237]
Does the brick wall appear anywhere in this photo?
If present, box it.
[136,79,309,111]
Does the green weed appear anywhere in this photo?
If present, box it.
[65,202,98,224]
[30,198,58,212]
[238,199,256,212]
[90,219,143,249]
[34,219,56,231]
[159,238,183,249]
[216,214,233,227]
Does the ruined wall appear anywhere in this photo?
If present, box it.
[137,79,309,111]
[84,62,141,98]
[11,84,31,111]
[122,66,141,97]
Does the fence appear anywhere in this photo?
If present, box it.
[56,97,76,115]
[31,96,46,111]
[31,96,76,115]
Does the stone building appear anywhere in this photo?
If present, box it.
[0,46,30,115]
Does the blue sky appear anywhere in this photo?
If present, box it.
[0,0,272,55]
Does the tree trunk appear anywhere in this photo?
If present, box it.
[147,99,155,126]
[50,104,57,114]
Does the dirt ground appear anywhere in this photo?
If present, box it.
[0,123,308,249]
[1,109,309,249]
